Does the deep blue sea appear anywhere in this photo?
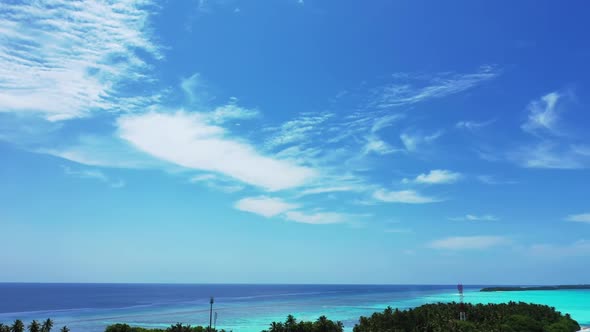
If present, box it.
[0,284,588,332]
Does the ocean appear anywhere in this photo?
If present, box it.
[0,284,588,332]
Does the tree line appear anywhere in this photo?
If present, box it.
[353,301,580,332]
[1,302,581,332]
[0,319,69,332]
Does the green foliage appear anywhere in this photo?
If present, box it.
[104,323,226,332]
[0,323,11,332]
[11,320,25,332]
[262,315,344,332]
[27,321,40,332]
[59,327,69,332]
[352,302,581,332]
[41,319,53,332]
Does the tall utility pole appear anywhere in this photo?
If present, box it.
[209,297,214,331]
[458,284,466,321]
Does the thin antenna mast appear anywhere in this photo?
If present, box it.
[209,297,214,331]
[458,283,466,321]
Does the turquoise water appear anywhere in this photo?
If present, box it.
[0,284,588,332]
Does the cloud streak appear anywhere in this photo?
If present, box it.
[373,189,440,204]
[449,214,499,222]
[62,166,125,188]
[235,196,298,217]
[117,111,317,191]
[429,236,509,250]
[0,0,160,121]
[565,213,590,224]
[403,169,462,185]
[370,66,498,109]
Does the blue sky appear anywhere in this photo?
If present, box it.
[1,0,589,284]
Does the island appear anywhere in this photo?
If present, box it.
[481,285,590,292]
[3,302,580,332]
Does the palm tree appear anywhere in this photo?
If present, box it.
[41,319,53,332]
[268,322,283,332]
[285,315,296,331]
[11,320,25,332]
[59,327,69,332]
[28,321,40,332]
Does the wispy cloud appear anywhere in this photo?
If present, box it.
[0,0,160,121]
[565,213,590,224]
[43,135,167,170]
[370,66,498,109]
[477,175,517,185]
[508,90,590,169]
[403,169,462,185]
[117,111,317,191]
[449,214,499,222]
[209,102,259,124]
[284,211,346,225]
[529,240,590,258]
[234,196,298,218]
[299,186,358,196]
[456,119,495,131]
[265,113,333,148]
[62,166,125,188]
[373,189,440,204]
[429,236,510,250]
[521,92,562,136]
[510,141,590,169]
[189,173,244,193]
[363,135,399,155]
[400,131,442,152]
[234,196,350,225]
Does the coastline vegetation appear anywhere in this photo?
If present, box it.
[0,319,69,332]
[480,285,590,292]
[353,302,580,332]
[0,302,580,332]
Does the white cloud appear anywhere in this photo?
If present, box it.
[234,197,348,225]
[234,196,298,218]
[508,91,590,169]
[284,211,346,225]
[449,214,499,222]
[456,119,495,130]
[371,66,498,109]
[209,102,259,123]
[0,0,159,121]
[404,169,461,185]
[511,142,589,169]
[373,189,440,204]
[117,111,317,191]
[400,131,442,152]
[429,236,509,250]
[265,113,332,148]
[565,213,590,224]
[299,186,357,196]
[521,92,562,135]
[371,114,404,133]
[180,73,211,104]
[363,135,398,155]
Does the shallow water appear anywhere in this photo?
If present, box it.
[0,284,587,332]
